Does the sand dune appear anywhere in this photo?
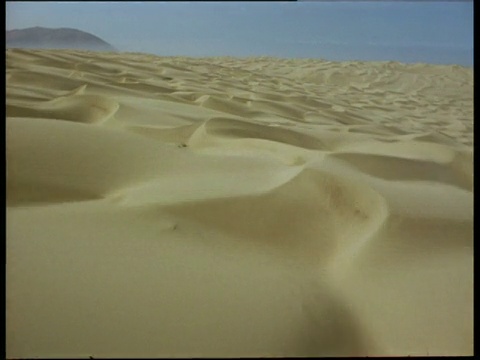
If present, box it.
[6,48,473,358]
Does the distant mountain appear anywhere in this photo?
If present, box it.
[6,27,117,52]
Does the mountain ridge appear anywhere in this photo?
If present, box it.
[6,26,117,52]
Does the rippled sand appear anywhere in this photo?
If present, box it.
[6,49,473,357]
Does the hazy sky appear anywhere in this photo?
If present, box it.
[6,1,474,66]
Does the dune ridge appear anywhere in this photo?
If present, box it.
[6,48,473,358]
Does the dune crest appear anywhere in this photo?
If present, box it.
[6,49,473,358]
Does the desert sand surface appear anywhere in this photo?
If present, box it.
[6,48,473,358]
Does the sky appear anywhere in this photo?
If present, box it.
[6,1,474,66]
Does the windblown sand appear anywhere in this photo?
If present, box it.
[6,48,473,358]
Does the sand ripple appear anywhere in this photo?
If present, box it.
[6,48,473,357]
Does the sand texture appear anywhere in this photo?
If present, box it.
[6,49,473,358]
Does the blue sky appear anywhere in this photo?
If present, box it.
[6,1,474,66]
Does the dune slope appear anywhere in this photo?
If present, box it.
[6,49,473,358]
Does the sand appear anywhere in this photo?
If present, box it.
[6,48,473,358]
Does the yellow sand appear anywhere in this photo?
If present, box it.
[6,49,473,358]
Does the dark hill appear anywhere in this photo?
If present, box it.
[6,27,117,52]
